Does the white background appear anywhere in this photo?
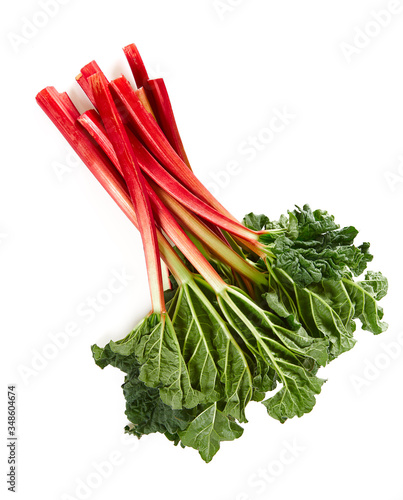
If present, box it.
[2,1,403,499]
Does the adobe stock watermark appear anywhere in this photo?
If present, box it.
[17,268,135,385]
[350,330,403,395]
[339,0,403,64]
[52,150,81,182]
[232,439,306,500]
[203,106,296,197]
[212,0,249,20]
[61,433,139,500]
[7,0,72,54]
[384,155,403,193]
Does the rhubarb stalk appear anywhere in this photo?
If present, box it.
[123,44,191,168]
[78,109,260,244]
[88,72,165,314]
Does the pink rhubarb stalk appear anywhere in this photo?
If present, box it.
[123,44,191,167]
[110,76,234,216]
[35,86,190,284]
[76,61,104,107]
[123,43,149,89]
[88,72,165,314]
[78,109,260,243]
[77,67,264,254]
[145,78,191,168]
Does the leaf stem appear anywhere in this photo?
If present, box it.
[153,183,268,286]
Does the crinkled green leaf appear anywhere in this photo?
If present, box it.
[263,307,329,367]
[123,368,198,441]
[94,314,203,410]
[179,403,244,462]
[169,279,253,422]
[92,342,133,371]
[93,278,254,423]
[125,315,202,409]
[306,271,388,335]
[91,345,196,443]
[268,268,356,359]
[292,205,339,240]
[217,287,325,422]
[242,213,270,232]
[307,280,356,334]
[357,270,388,301]
[250,205,374,287]
[342,272,388,334]
[261,364,324,423]
[245,211,298,243]
[270,231,373,287]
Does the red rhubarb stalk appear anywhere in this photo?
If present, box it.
[35,87,191,283]
[127,133,258,241]
[78,109,260,243]
[123,44,191,167]
[136,88,156,117]
[77,69,260,250]
[81,61,104,82]
[152,184,267,285]
[77,110,260,281]
[78,110,121,170]
[144,78,191,168]
[76,61,104,107]
[78,106,227,245]
[110,76,234,216]
[76,73,96,107]
[123,43,149,89]
[88,72,166,314]
[146,179,227,293]
[110,75,269,257]
[36,87,132,217]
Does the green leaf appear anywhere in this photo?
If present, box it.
[91,345,196,443]
[92,342,138,373]
[342,273,388,334]
[305,271,388,336]
[264,309,329,367]
[93,277,254,423]
[242,213,270,231]
[95,314,202,410]
[307,280,356,334]
[123,368,198,442]
[170,279,254,422]
[93,341,243,459]
[269,268,356,359]
[261,366,324,423]
[218,287,325,423]
[256,205,374,287]
[245,211,298,244]
[271,233,373,288]
[179,403,244,462]
[292,205,339,240]
[357,270,388,301]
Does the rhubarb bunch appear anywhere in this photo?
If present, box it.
[36,44,388,462]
